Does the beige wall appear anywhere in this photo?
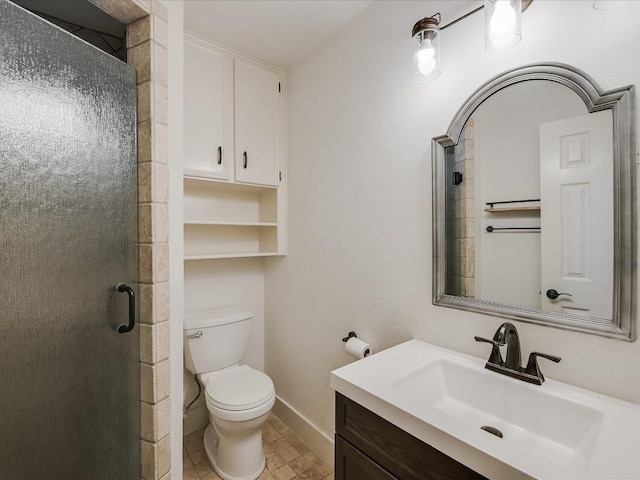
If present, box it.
[265,0,640,464]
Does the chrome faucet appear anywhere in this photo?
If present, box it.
[475,322,561,385]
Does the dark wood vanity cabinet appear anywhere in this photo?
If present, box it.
[335,393,487,480]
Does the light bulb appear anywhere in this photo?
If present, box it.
[417,58,437,76]
[417,38,436,64]
[490,0,516,34]
[411,17,441,82]
[485,0,521,51]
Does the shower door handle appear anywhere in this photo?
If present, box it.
[116,283,136,333]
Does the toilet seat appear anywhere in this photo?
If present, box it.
[207,394,275,423]
[204,365,275,416]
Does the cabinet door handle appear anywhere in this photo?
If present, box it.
[217,146,222,165]
[243,151,248,169]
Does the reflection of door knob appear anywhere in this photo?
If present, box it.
[546,289,572,300]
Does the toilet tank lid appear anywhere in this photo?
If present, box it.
[184,306,253,330]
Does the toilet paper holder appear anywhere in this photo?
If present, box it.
[342,331,358,342]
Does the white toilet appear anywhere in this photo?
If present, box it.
[184,307,275,480]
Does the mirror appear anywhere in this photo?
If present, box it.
[432,63,636,341]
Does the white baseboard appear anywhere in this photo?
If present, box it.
[272,396,334,468]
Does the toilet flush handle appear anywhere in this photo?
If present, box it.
[187,331,203,339]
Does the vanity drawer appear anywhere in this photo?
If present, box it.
[335,392,487,480]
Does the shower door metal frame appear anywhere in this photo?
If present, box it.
[1,0,173,478]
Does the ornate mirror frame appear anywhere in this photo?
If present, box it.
[432,63,637,341]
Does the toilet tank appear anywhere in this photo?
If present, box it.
[184,306,252,374]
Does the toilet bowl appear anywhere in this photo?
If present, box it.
[199,365,275,480]
[184,307,275,480]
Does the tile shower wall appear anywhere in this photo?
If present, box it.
[452,120,475,298]
[90,1,171,478]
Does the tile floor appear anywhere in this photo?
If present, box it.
[183,414,334,480]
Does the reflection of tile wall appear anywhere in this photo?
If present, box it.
[89,1,171,478]
[453,120,475,298]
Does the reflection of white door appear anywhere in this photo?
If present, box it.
[539,111,613,318]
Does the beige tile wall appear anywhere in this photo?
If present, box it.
[452,119,476,298]
[89,1,171,478]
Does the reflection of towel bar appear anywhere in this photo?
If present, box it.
[486,226,541,232]
[485,198,540,208]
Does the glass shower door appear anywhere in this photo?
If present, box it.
[0,1,139,478]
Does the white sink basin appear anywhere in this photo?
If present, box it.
[331,340,640,480]
[392,358,603,470]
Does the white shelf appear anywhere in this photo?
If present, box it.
[184,169,226,181]
[184,173,277,193]
[184,220,277,227]
[184,175,277,225]
[184,252,278,261]
[183,167,283,260]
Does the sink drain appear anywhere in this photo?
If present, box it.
[480,425,503,438]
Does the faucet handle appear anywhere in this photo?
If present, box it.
[474,336,505,347]
[524,352,561,384]
[474,336,505,366]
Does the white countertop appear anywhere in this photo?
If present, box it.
[330,339,640,480]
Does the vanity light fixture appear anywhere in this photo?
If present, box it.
[412,0,532,82]
[485,0,522,51]
[412,14,441,82]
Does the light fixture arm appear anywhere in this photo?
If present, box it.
[440,6,483,30]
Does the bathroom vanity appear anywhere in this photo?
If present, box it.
[331,340,640,480]
[335,392,485,480]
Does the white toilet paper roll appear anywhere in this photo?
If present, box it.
[345,337,373,359]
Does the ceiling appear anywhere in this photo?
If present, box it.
[184,0,373,68]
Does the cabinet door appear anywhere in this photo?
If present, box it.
[184,40,233,180]
[234,59,281,186]
[336,435,399,480]
[336,393,487,480]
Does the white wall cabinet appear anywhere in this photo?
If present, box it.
[234,59,281,187]
[183,41,233,180]
[183,34,286,260]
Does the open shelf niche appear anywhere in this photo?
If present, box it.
[183,175,280,259]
